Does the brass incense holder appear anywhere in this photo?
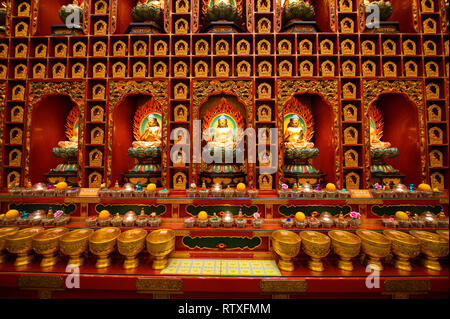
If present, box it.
[89,227,121,268]
[117,228,148,269]
[146,229,175,270]
[5,227,44,266]
[410,230,449,271]
[328,230,361,271]
[356,230,391,271]
[32,227,69,268]
[271,230,301,272]
[60,228,94,267]
[0,227,19,263]
[300,231,331,272]
[383,230,420,272]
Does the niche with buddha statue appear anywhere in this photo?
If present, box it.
[91,106,104,122]
[195,61,209,77]
[344,149,358,168]
[0,64,7,79]
[92,84,106,100]
[430,172,444,190]
[427,105,441,122]
[173,172,187,190]
[89,149,103,167]
[257,105,272,122]
[236,61,251,77]
[8,148,22,167]
[258,174,273,190]
[11,106,24,123]
[429,150,443,168]
[91,127,105,144]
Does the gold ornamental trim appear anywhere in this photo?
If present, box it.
[18,275,64,289]
[0,82,6,186]
[384,279,431,293]
[363,80,425,188]
[277,80,340,186]
[260,280,308,294]
[136,278,183,292]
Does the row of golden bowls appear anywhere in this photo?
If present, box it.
[271,229,449,272]
[0,227,175,269]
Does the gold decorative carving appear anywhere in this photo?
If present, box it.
[88,171,102,188]
[174,83,188,99]
[384,279,431,293]
[423,18,437,33]
[427,104,441,122]
[0,44,9,58]
[17,2,31,16]
[383,40,396,55]
[420,0,434,13]
[257,83,271,99]
[428,127,443,144]
[383,62,397,77]
[404,61,418,77]
[14,64,26,79]
[10,127,23,144]
[343,104,357,121]
[278,60,292,76]
[15,43,28,58]
[55,43,67,59]
[0,65,8,79]
[15,21,28,36]
[429,150,443,167]
[345,172,360,189]
[174,61,188,77]
[154,40,168,56]
[94,0,108,14]
[320,39,333,55]
[91,105,104,122]
[153,62,167,77]
[278,39,292,55]
[35,43,47,58]
[112,62,126,78]
[52,63,66,79]
[134,40,147,56]
[258,61,272,76]
[344,149,358,167]
[361,40,375,55]
[321,60,335,76]
[257,104,271,122]
[195,39,208,55]
[92,84,106,99]
[7,171,20,187]
[258,174,273,190]
[93,41,107,57]
[257,0,271,12]
[423,40,436,55]
[216,61,230,77]
[12,85,26,101]
[342,60,356,77]
[194,61,209,77]
[11,105,24,123]
[173,172,187,189]
[113,41,127,56]
[299,39,313,55]
[257,18,271,33]
[89,149,103,167]
[340,17,354,33]
[33,63,46,79]
[91,127,104,144]
[362,60,376,77]
[342,82,356,99]
[215,39,229,55]
[136,278,183,292]
[133,61,147,77]
[18,275,63,289]
[93,20,107,35]
[257,39,271,55]
[236,60,251,77]
[426,83,440,99]
[299,60,314,76]
[175,40,189,55]
[175,0,190,13]
[93,63,106,78]
[72,41,86,57]
[260,280,308,294]
[430,172,444,190]
[425,61,439,77]
[174,104,188,122]
[341,39,355,55]
[339,0,353,12]
[9,149,21,166]
[344,127,358,144]
[174,18,189,34]
[403,40,417,56]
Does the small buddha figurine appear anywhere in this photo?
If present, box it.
[370,126,391,150]
[132,114,162,148]
[284,115,314,149]
[206,115,235,149]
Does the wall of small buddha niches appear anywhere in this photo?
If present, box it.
[0,0,448,191]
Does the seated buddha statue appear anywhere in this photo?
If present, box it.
[57,134,78,149]
[370,126,391,150]
[205,115,235,149]
[284,115,314,149]
[132,114,162,148]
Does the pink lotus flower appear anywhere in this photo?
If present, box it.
[253,213,260,220]
[282,184,289,190]
[350,211,361,219]
[54,210,63,218]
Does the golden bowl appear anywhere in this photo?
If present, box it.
[271,230,301,272]
[410,230,449,271]
[5,227,44,266]
[117,229,148,269]
[436,230,449,241]
[146,229,175,270]
[383,230,421,272]
[328,230,361,271]
[60,228,94,267]
[0,227,19,263]
[299,231,331,272]
[356,230,391,271]
[89,227,121,268]
[32,227,69,268]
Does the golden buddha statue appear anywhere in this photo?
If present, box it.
[370,125,391,150]
[284,115,314,149]
[58,134,78,149]
[132,114,162,148]
[206,115,235,149]
[57,108,79,149]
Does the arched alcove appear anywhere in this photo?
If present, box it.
[370,93,421,185]
[29,94,77,183]
[287,93,337,184]
[111,93,157,184]
[35,0,75,35]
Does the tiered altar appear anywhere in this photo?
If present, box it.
[0,0,449,299]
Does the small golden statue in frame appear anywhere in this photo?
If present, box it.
[445,40,449,56]
[257,18,271,33]
[55,43,67,58]
[421,0,434,13]
[173,127,188,144]
[112,62,126,78]
[15,22,28,36]
[9,149,22,166]
[93,41,107,56]
[72,63,85,79]
[341,39,355,55]
[154,40,168,56]
[174,83,188,99]
[343,126,358,144]
[257,83,271,99]
[339,0,352,12]
[174,61,188,77]
[383,61,397,77]
[35,43,47,58]
[175,0,190,13]
[236,60,251,77]
[93,20,107,35]
[345,172,360,189]
[321,60,335,76]
[299,60,314,76]
[258,174,273,190]
[340,17,354,33]
[257,104,271,122]
[175,18,189,34]
[93,62,106,78]
[423,40,436,55]
[113,41,127,56]
[11,106,24,123]
[91,127,105,144]
[257,39,271,55]
[195,39,209,55]
[73,41,86,57]
[362,60,376,77]
[153,61,167,77]
[425,61,439,77]
[278,39,292,55]
[361,40,375,55]
[17,1,31,16]
[403,39,417,55]
[173,172,187,190]
[429,150,443,167]
[88,172,102,188]
[258,127,271,143]
[33,63,46,79]
[91,105,104,122]
[89,149,103,167]
[430,172,444,190]
[134,40,147,56]
[344,149,358,168]
[319,39,334,55]
[133,61,147,77]
[10,127,23,144]
[172,150,187,168]
[404,61,418,77]
[174,104,188,122]
[382,39,396,55]
[258,150,273,167]
[258,61,272,76]
[12,85,26,101]
[216,61,230,76]
[342,82,356,99]
[7,171,20,188]
[278,60,292,76]
[92,84,106,100]
[14,64,26,79]
[15,43,27,58]
[429,127,443,144]
[299,39,313,55]
[341,60,356,76]
[257,0,271,12]
[343,104,357,122]
[236,39,250,55]
[0,43,8,58]
[426,83,440,99]
[175,40,189,55]
[427,104,441,122]
[215,39,229,55]
[95,0,108,14]
[194,61,209,77]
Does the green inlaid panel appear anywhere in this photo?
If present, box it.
[279,205,351,217]
[95,204,166,216]
[186,205,258,217]
[9,203,76,214]
[182,236,262,250]
[371,205,442,217]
